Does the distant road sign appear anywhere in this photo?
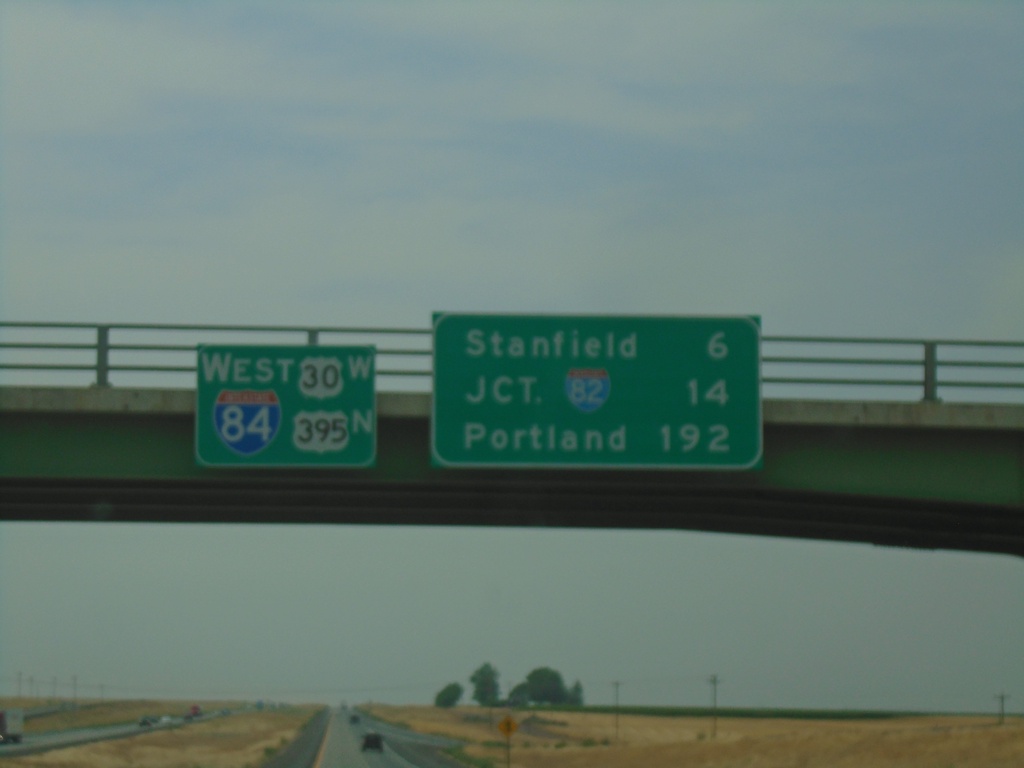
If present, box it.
[432,314,761,469]
[195,345,376,467]
[498,715,518,737]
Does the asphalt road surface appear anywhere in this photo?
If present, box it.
[315,709,462,768]
[0,712,215,758]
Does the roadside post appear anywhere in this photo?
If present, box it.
[498,715,517,768]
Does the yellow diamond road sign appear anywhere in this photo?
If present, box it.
[498,715,518,737]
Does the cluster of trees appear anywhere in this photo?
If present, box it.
[434,662,584,708]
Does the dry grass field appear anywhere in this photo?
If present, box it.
[0,699,321,768]
[3,699,1020,767]
[368,704,1024,768]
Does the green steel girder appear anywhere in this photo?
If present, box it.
[0,408,1021,557]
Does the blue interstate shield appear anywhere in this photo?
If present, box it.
[565,368,611,413]
[213,389,282,456]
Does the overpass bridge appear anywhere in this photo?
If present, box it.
[1,322,1022,557]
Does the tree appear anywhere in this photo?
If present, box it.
[507,681,530,708]
[567,679,584,706]
[470,662,500,707]
[434,682,463,708]
[524,666,569,705]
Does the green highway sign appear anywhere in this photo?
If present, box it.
[195,345,376,467]
[432,314,761,469]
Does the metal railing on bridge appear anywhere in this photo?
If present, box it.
[1,321,1022,403]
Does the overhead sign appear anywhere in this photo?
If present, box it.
[195,345,376,467]
[432,314,761,469]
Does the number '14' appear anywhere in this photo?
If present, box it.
[687,379,728,406]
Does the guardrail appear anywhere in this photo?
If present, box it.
[1,322,1022,403]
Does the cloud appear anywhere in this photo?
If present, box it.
[2,3,1021,340]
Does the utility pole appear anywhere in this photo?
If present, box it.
[612,681,622,743]
[708,674,720,740]
[17,671,22,698]
[995,692,1009,725]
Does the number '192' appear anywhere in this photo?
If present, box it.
[660,424,730,452]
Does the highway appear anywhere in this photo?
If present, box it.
[315,709,461,768]
[0,706,457,766]
[0,713,198,757]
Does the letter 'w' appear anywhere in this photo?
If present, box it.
[347,356,373,379]
[201,352,231,382]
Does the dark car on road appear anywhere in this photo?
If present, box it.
[361,733,384,752]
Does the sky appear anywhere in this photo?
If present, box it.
[1,2,1022,714]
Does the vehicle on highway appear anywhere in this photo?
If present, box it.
[138,716,157,727]
[0,708,24,744]
[349,714,360,724]
[361,732,384,752]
